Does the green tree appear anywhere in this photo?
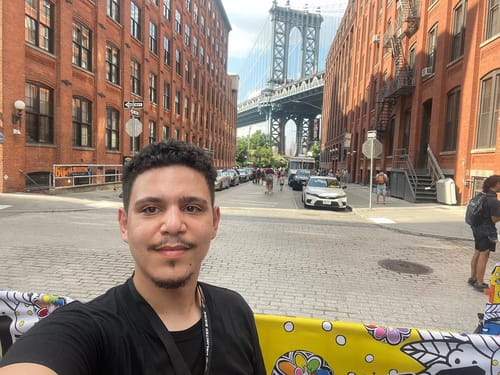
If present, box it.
[310,141,321,169]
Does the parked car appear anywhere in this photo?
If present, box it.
[243,167,255,181]
[302,176,347,210]
[290,169,311,191]
[226,169,240,186]
[215,170,231,190]
[237,169,249,182]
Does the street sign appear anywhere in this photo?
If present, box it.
[130,109,140,117]
[361,139,383,159]
[367,130,377,139]
[125,118,143,137]
[123,101,144,109]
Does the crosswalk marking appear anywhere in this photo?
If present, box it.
[370,217,395,224]
[0,205,12,210]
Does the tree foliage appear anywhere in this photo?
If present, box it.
[236,130,286,168]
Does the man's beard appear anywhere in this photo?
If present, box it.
[151,270,194,289]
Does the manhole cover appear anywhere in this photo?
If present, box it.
[378,259,433,275]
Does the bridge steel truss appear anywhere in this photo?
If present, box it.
[237,73,324,155]
[236,2,324,155]
[269,2,323,85]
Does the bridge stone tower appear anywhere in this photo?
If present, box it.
[266,1,323,155]
[269,0,323,85]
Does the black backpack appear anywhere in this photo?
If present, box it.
[465,192,487,227]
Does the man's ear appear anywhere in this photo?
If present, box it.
[118,207,129,243]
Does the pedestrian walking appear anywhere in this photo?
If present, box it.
[278,169,285,191]
[0,140,266,375]
[264,166,274,194]
[468,175,500,292]
[375,169,389,204]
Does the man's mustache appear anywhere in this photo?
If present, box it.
[147,238,195,251]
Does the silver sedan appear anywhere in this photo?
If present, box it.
[302,176,347,210]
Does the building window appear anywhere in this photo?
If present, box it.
[25,82,53,144]
[175,90,181,115]
[185,60,190,83]
[25,0,54,52]
[164,36,171,65]
[184,97,190,119]
[409,44,416,70]
[173,129,179,140]
[162,125,169,139]
[175,49,182,75]
[72,97,92,147]
[476,70,499,149]
[106,107,120,150]
[443,87,461,151]
[450,1,466,61]
[149,72,157,104]
[106,44,120,84]
[163,81,171,110]
[163,0,171,20]
[193,36,198,56]
[200,46,204,65]
[194,3,199,23]
[72,22,92,71]
[201,15,205,34]
[130,135,140,153]
[131,1,141,40]
[185,24,190,46]
[130,59,141,96]
[149,21,158,54]
[193,102,198,123]
[106,0,120,22]
[175,9,182,34]
[186,0,191,11]
[149,120,156,144]
[193,69,198,90]
[426,24,438,72]
[486,0,500,40]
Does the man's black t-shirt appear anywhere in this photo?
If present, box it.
[1,278,266,375]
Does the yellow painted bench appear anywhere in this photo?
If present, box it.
[1,289,499,374]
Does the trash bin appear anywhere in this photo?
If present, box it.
[436,178,457,205]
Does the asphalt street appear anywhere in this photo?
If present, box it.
[0,180,494,333]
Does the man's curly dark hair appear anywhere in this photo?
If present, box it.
[121,140,217,211]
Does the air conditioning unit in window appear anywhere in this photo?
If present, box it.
[372,34,380,43]
[421,66,434,77]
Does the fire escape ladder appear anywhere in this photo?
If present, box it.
[376,94,396,141]
[386,35,415,98]
[400,0,420,37]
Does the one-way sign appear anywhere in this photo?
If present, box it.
[123,101,144,109]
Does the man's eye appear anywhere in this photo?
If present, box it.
[185,205,202,213]
[142,206,159,214]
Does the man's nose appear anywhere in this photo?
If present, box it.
[160,207,187,233]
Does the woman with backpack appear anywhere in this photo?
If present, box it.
[469,175,500,292]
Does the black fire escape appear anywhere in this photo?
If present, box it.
[375,0,419,140]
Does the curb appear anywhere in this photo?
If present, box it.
[351,207,473,242]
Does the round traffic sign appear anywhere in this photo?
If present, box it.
[125,118,143,137]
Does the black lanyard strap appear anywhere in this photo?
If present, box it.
[198,284,211,375]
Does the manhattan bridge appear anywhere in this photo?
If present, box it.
[235,0,347,156]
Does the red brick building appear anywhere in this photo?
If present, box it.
[321,0,499,204]
[0,0,237,192]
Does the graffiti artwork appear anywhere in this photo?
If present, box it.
[256,314,500,375]
[0,290,72,357]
